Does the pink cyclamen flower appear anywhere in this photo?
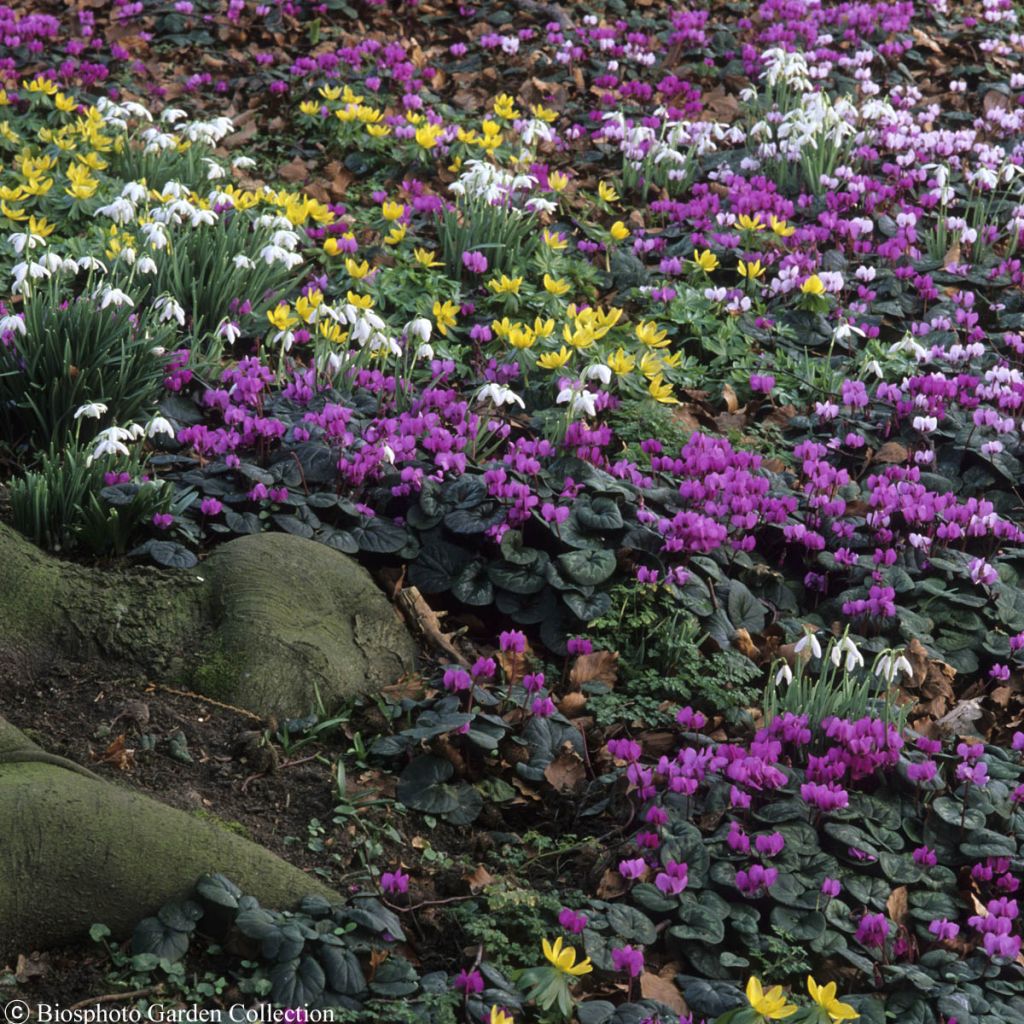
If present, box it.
[380,868,409,894]
[611,945,645,978]
[558,908,588,934]
[855,912,890,949]
[453,968,483,995]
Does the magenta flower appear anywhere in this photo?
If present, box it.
[199,497,223,516]
[453,968,483,995]
[855,912,890,949]
[821,878,841,899]
[462,250,488,274]
[611,944,645,978]
[618,858,647,881]
[558,908,588,934]
[929,919,959,942]
[380,868,410,895]
[655,859,689,896]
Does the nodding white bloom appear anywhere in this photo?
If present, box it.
[141,128,177,153]
[189,208,218,228]
[415,342,434,361]
[205,158,228,181]
[324,351,345,378]
[582,363,613,386]
[126,422,146,441]
[405,317,432,344]
[160,107,189,124]
[154,295,186,326]
[382,444,396,465]
[259,244,303,269]
[87,426,133,463]
[794,631,823,659]
[74,402,108,420]
[232,156,257,170]
[121,181,149,204]
[556,382,598,418]
[233,254,256,270]
[76,256,107,274]
[121,101,152,122]
[218,319,242,344]
[10,228,46,255]
[0,314,26,335]
[136,256,158,275]
[254,214,293,231]
[774,663,794,686]
[889,334,928,362]
[182,116,234,145]
[875,651,913,684]
[146,416,175,439]
[476,382,526,409]
[525,197,558,215]
[98,286,134,309]
[140,223,169,251]
[12,260,52,294]
[95,197,136,225]
[831,635,865,672]
[270,229,300,250]
[865,359,884,378]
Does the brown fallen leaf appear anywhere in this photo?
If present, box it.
[723,383,740,412]
[98,734,135,772]
[887,885,909,927]
[569,650,619,689]
[464,864,495,894]
[874,441,909,464]
[734,627,760,660]
[544,750,586,793]
[278,157,310,184]
[596,866,629,899]
[640,971,689,1014]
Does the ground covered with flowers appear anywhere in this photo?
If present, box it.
[2,0,1024,1018]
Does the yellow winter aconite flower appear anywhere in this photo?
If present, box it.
[54,92,76,113]
[24,75,58,95]
[530,102,558,123]
[542,937,592,977]
[745,977,798,1020]
[487,274,523,296]
[491,317,513,340]
[598,181,619,203]
[563,323,595,350]
[384,222,407,245]
[693,248,719,272]
[414,248,443,268]
[537,346,573,370]
[548,171,569,193]
[65,162,98,200]
[648,374,679,404]
[415,123,443,149]
[299,100,320,116]
[493,93,520,119]
[771,215,795,237]
[543,274,571,296]
[543,228,568,250]
[319,320,348,345]
[347,291,374,309]
[635,321,670,349]
[738,213,766,231]
[507,323,535,349]
[381,201,405,221]
[607,348,636,375]
[345,258,372,280]
[801,274,826,295]
[1,201,27,221]
[807,977,859,1022]
[267,303,298,332]
[319,85,342,101]
[479,120,503,151]
[609,220,630,241]
[738,259,766,280]
[532,317,555,339]
[295,291,323,322]
[489,1007,514,1024]
[433,299,458,336]
[323,237,342,256]
[366,124,391,138]
[28,215,55,237]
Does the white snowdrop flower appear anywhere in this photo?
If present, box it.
[556,384,597,418]
[794,632,822,659]
[774,663,793,686]
[217,320,241,344]
[838,635,865,672]
[405,317,432,343]
[95,197,136,225]
[126,422,146,441]
[74,402,108,420]
[121,181,149,204]
[98,287,134,309]
[583,363,612,385]
[865,360,884,378]
[189,208,218,228]
[205,159,228,181]
[146,416,175,438]
[259,245,302,269]
[233,254,256,270]
[76,256,107,273]
[9,229,44,256]
[232,156,257,170]
[121,101,152,121]
[415,342,434,361]
[0,314,26,335]
[161,107,188,124]
[476,382,526,409]
[270,229,300,250]
[87,436,130,464]
[154,296,186,326]
[136,256,158,275]
[525,197,558,215]
[140,223,169,251]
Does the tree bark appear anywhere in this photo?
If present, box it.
[0,523,417,717]
[0,715,339,960]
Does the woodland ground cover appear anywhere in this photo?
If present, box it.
[1,0,1024,1019]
